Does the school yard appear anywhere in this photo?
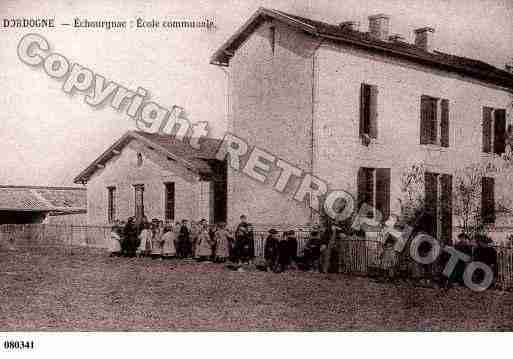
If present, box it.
[1,247,513,331]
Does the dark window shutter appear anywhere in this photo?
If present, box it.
[494,109,506,155]
[369,85,379,139]
[424,172,438,238]
[357,167,374,209]
[420,96,437,145]
[359,84,371,137]
[481,177,495,224]
[375,168,390,221]
[440,99,450,147]
[482,107,493,153]
[440,174,453,244]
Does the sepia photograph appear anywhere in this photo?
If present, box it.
[1,0,513,356]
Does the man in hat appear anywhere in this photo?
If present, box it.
[264,228,280,271]
[235,214,254,263]
[285,230,298,269]
[473,234,497,286]
[303,229,322,270]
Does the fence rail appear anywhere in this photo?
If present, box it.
[2,224,513,290]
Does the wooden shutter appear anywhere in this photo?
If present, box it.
[440,99,450,147]
[420,96,436,145]
[481,177,495,224]
[369,85,379,139]
[424,172,438,238]
[494,109,506,155]
[375,168,390,221]
[359,84,371,137]
[482,107,493,153]
[357,167,374,209]
[165,182,175,221]
[440,174,453,244]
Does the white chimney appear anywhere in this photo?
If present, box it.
[506,59,513,73]
[414,27,435,51]
[339,21,360,31]
[368,14,390,41]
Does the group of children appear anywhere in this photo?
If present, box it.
[108,217,232,262]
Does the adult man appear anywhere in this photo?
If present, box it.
[178,219,191,258]
[122,217,139,257]
[264,228,280,271]
[235,215,254,263]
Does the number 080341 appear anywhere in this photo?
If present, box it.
[3,341,34,350]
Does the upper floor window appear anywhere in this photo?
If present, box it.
[359,83,378,141]
[482,107,506,155]
[420,95,449,147]
[269,26,276,55]
[107,186,116,223]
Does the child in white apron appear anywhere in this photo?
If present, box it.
[136,223,153,256]
[161,224,177,258]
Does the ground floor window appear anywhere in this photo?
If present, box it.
[357,167,390,222]
[164,182,175,222]
[134,184,145,222]
[107,186,116,223]
[424,172,452,243]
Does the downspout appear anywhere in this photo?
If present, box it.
[311,37,324,221]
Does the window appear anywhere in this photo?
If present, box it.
[164,182,175,222]
[107,186,116,223]
[134,184,145,222]
[482,107,506,155]
[424,172,452,243]
[269,26,276,55]
[481,177,495,224]
[420,95,449,147]
[357,167,390,221]
[359,84,379,140]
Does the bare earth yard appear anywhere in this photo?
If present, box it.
[1,247,513,331]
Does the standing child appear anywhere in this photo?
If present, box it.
[136,222,153,257]
[196,222,213,260]
[161,223,177,258]
[214,223,232,262]
[151,220,164,258]
[108,223,122,256]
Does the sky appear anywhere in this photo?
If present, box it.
[1,0,512,187]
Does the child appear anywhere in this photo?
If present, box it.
[136,222,153,257]
[196,223,213,260]
[107,223,122,256]
[161,223,177,258]
[151,220,164,258]
[214,223,232,262]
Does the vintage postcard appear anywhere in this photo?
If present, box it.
[1,0,513,356]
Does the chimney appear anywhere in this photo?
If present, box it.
[389,34,406,43]
[368,14,390,41]
[506,59,513,73]
[414,27,435,51]
[339,20,360,31]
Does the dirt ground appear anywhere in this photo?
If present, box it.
[1,247,513,331]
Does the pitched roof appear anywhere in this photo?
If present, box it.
[73,131,223,184]
[0,186,86,212]
[211,7,513,90]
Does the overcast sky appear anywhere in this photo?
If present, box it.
[1,0,512,187]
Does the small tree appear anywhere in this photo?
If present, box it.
[397,163,426,229]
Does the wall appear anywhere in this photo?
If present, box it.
[227,20,321,226]
[314,40,513,236]
[85,139,205,225]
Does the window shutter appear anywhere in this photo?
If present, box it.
[375,168,390,221]
[440,174,452,244]
[357,167,374,209]
[481,177,495,224]
[494,109,506,155]
[482,107,493,153]
[369,85,379,139]
[440,99,450,147]
[359,84,370,137]
[424,172,438,238]
[420,96,436,145]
